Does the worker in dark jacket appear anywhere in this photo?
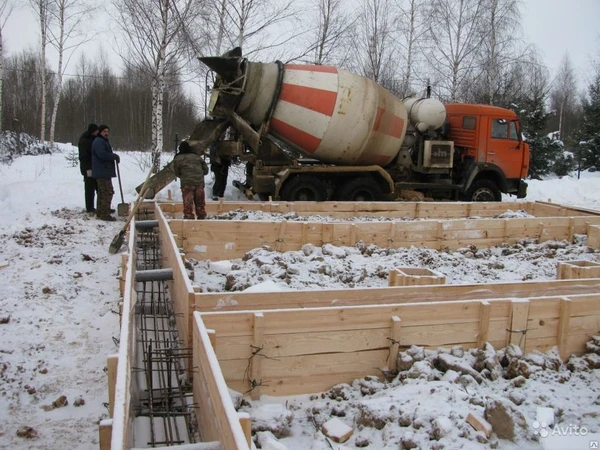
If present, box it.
[209,142,230,200]
[91,125,120,221]
[173,141,209,220]
[78,123,99,212]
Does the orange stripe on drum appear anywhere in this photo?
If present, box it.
[271,118,321,153]
[279,83,337,117]
[373,108,404,139]
[285,64,338,74]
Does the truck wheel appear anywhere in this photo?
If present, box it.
[467,179,501,202]
[280,176,327,201]
[335,177,382,201]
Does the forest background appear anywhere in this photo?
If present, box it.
[1,0,600,179]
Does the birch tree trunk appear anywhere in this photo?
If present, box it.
[49,2,65,145]
[48,0,90,145]
[115,0,204,172]
[30,0,51,140]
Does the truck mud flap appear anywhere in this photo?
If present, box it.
[135,118,229,197]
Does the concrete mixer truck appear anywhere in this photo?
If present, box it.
[159,48,529,202]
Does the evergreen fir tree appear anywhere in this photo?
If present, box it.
[517,90,563,179]
[577,72,600,171]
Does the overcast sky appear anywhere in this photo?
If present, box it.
[4,0,600,93]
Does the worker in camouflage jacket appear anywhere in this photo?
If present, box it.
[173,141,209,220]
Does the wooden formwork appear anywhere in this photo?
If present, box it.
[109,200,600,450]
[103,217,139,450]
[198,293,600,397]
[159,199,600,220]
[165,201,600,261]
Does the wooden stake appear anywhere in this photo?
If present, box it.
[477,301,491,349]
[107,354,118,418]
[276,221,287,251]
[388,222,396,247]
[508,299,530,350]
[99,419,113,450]
[301,222,308,244]
[250,313,264,400]
[387,316,402,371]
[568,218,575,243]
[557,297,572,361]
[350,223,357,246]
[238,412,252,448]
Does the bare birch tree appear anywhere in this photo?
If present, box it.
[302,0,355,66]
[47,0,93,145]
[0,0,15,129]
[29,0,53,140]
[394,0,428,97]
[550,53,578,141]
[424,0,486,102]
[471,0,522,105]
[352,0,398,89]
[204,0,297,59]
[114,0,205,171]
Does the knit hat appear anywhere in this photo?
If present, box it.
[178,141,191,153]
[98,124,110,133]
[87,123,99,133]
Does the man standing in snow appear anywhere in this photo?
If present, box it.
[173,140,208,220]
[78,123,99,213]
[91,125,120,222]
[209,143,230,200]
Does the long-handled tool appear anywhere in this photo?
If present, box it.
[116,163,129,217]
[109,167,155,254]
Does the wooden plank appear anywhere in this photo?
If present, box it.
[568,314,600,335]
[250,313,264,400]
[387,316,401,371]
[569,293,600,315]
[192,278,600,314]
[200,300,489,337]
[192,313,250,449]
[99,419,112,450]
[214,328,392,360]
[238,412,252,448]
[208,328,216,349]
[106,354,118,418]
[507,300,530,350]
[477,301,491,348]
[557,298,572,360]
[565,333,597,356]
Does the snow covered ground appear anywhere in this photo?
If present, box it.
[0,145,599,450]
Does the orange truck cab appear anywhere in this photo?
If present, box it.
[445,104,529,200]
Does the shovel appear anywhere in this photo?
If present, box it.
[116,163,129,217]
[109,166,154,254]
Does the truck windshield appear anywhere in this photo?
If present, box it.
[491,119,519,141]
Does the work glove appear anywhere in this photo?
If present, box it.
[115,154,121,164]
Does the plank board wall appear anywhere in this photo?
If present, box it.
[174,216,600,261]
[199,293,600,397]
[158,200,600,220]
[110,220,139,450]
[192,313,250,450]
[156,204,195,365]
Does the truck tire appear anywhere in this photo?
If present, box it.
[467,179,501,202]
[280,176,327,201]
[335,177,382,201]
